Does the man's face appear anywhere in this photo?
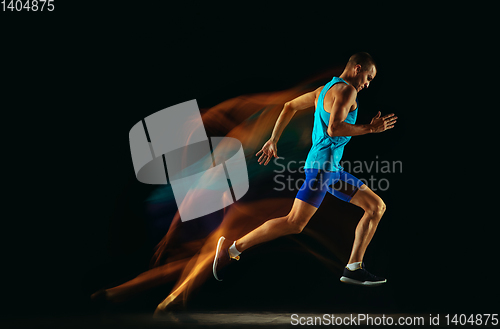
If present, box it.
[354,64,376,92]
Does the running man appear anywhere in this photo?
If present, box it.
[213,52,397,286]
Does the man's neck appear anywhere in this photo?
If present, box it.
[339,71,353,85]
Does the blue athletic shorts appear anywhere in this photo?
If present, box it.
[295,169,365,208]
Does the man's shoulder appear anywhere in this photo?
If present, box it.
[331,82,357,100]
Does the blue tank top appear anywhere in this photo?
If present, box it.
[304,77,358,171]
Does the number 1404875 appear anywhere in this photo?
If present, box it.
[2,0,54,11]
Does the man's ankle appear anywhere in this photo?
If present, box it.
[346,261,362,271]
[228,241,241,259]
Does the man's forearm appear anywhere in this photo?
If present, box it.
[327,121,373,137]
[270,104,296,142]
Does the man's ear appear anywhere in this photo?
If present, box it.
[354,64,362,75]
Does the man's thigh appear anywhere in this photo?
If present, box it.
[296,169,333,208]
[329,170,365,203]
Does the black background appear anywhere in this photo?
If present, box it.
[1,1,496,325]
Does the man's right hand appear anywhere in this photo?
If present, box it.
[256,139,278,165]
[369,112,397,133]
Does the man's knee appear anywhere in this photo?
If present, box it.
[366,198,386,219]
[285,214,308,234]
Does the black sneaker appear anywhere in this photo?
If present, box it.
[212,236,239,281]
[340,263,386,286]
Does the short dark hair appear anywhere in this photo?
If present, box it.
[348,52,377,72]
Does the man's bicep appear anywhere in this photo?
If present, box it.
[286,86,322,111]
[328,102,349,128]
[328,88,356,129]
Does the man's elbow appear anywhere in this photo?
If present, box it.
[327,123,342,137]
[327,127,338,137]
[284,101,295,113]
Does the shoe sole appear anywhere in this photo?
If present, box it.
[340,276,387,286]
[213,236,225,281]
